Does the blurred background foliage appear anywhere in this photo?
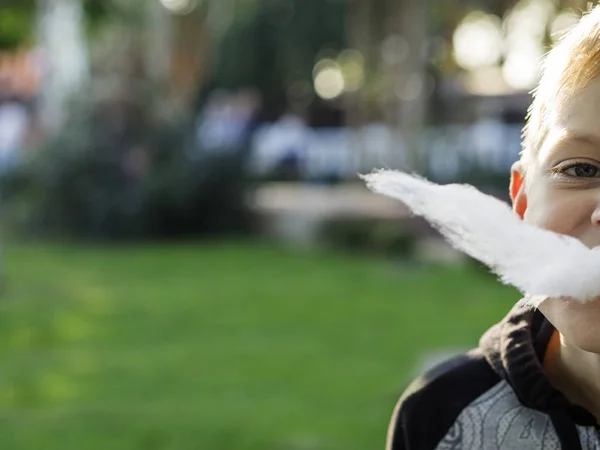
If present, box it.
[1,0,588,241]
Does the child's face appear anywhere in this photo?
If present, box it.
[511,77,600,352]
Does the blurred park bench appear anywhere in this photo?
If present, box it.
[250,182,465,264]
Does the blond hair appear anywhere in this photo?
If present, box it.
[521,5,600,170]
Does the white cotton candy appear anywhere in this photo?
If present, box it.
[361,170,600,303]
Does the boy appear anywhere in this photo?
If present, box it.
[387,5,600,450]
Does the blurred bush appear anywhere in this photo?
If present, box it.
[1,92,255,241]
[318,216,417,259]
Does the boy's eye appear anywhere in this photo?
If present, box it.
[563,163,600,177]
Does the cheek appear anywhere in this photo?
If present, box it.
[524,187,593,236]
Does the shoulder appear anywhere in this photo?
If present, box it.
[386,349,502,450]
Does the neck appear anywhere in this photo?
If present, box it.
[551,333,600,423]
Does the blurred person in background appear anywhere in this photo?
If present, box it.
[387,6,600,449]
[196,88,261,153]
[0,48,40,174]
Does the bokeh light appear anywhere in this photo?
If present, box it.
[502,44,542,90]
[160,0,197,15]
[501,0,548,90]
[313,64,345,100]
[551,10,580,41]
[337,49,365,93]
[381,34,409,66]
[395,74,427,101]
[463,67,507,96]
[453,12,503,71]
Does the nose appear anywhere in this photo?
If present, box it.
[592,205,600,228]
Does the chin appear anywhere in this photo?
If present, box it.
[562,324,600,354]
[566,332,600,354]
[539,297,600,354]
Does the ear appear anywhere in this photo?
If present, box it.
[510,161,528,219]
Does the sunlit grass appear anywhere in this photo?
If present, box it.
[0,240,518,449]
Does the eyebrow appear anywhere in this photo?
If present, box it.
[553,132,600,149]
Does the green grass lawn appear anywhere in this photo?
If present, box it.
[0,240,519,449]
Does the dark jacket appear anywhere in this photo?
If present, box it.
[387,302,600,449]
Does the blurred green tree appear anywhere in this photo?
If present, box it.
[206,0,347,120]
[0,0,112,50]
